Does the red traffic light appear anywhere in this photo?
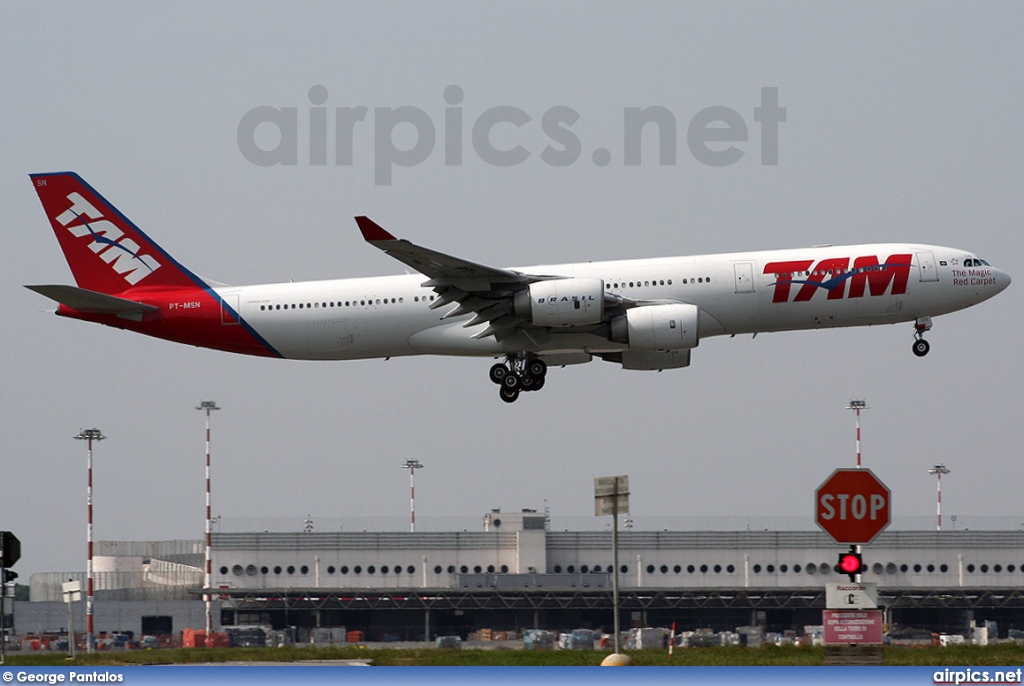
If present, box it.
[839,553,861,574]
[836,547,864,580]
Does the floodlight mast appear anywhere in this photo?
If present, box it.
[845,400,869,469]
[401,459,424,533]
[74,428,105,653]
[844,400,869,581]
[196,401,220,636]
[928,464,951,531]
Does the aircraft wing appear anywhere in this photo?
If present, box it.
[26,284,159,320]
[356,217,527,287]
[356,216,549,340]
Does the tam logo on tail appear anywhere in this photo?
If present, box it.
[49,187,162,286]
[32,172,209,295]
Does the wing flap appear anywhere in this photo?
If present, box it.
[357,216,537,339]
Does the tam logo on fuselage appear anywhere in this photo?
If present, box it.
[55,192,161,285]
[763,254,912,303]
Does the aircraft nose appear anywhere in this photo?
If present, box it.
[997,267,1012,292]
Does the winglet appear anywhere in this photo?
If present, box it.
[355,216,397,242]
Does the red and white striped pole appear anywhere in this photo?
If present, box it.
[855,413,861,468]
[197,401,220,637]
[75,429,105,654]
[845,401,869,579]
[929,464,950,531]
[846,400,869,468]
[401,459,424,533]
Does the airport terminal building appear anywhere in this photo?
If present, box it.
[22,511,1024,641]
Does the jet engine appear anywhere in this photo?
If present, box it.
[610,303,700,351]
[513,278,605,327]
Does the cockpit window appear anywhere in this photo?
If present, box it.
[964,258,991,267]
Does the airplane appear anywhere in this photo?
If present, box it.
[27,171,1011,403]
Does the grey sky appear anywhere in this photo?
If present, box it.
[3,2,1022,577]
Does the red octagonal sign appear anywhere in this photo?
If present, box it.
[815,468,891,544]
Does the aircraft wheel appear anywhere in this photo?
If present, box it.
[527,359,547,379]
[501,372,521,391]
[519,375,535,391]
[532,376,545,392]
[499,386,520,403]
[912,339,930,357]
[489,363,509,384]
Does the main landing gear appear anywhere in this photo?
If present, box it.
[489,355,548,403]
[912,316,932,357]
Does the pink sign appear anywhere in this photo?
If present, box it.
[823,609,884,644]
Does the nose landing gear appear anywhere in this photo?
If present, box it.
[490,355,548,403]
[912,316,932,357]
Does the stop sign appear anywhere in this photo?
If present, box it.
[815,468,891,544]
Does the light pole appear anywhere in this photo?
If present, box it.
[401,459,424,532]
[74,428,105,653]
[594,476,629,660]
[929,464,950,531]
[845,400,869,468]
[196,401,220,636]
[844,400,869,574]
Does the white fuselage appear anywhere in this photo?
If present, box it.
[222,243,1009,361]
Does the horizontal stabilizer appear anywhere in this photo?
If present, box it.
[25,284,158,319]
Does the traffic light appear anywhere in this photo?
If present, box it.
[836,546,864,581]
[0,532,19,569]
[0,531,20,592]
